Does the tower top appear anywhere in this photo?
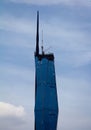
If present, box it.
[35,11,54,60]
[35,11,39,56]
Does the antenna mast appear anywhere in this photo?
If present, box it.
[41,30,44,55]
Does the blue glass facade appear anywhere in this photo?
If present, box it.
[35,55,58,130]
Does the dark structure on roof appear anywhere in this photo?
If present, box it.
[34,11,58,130]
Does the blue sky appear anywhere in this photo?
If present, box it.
[0,0,91,130]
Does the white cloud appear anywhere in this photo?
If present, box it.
[0,14,35,35]
[58,51,91,68]
[0,12,91,68]
[0,14,36,48]
[72,51,91,67]
[57,75,91,130]
[1,13,91,68]
[0,64,35,108]
[57,76,91,105]
[0,102,33,130]
[6,0,91,6]
[0,63,34,84]
[41,20,91,67]
[0,102,26,117]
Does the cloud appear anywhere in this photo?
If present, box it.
[41,20,91,67]
[0,14,35,35]
[1,13,91,68]
[1,10,91,69]
[0,14,35,49]
[5,0,91,6]
[0,63,34,85]
[0,102,26,117]
[0,63,35,109]
[0,102,32,130]
[58,51,91,68]
[57,76,91,130]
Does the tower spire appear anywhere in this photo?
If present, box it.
[36,11,39,56]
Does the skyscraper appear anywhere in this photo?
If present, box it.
[34,11,58,130]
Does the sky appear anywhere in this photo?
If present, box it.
[0,0,91,130]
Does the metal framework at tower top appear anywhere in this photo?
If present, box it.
[34,11,58,130]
